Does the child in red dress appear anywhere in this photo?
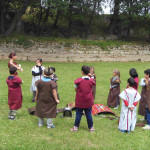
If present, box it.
[71,65,96,132]
[6,66,23,120]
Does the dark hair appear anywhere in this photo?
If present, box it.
[81,65,90,75]
[50,67,55,72]
[128,77,135,87]
[44,66,53,76]
[9,66,17,74]
[37,58,42,63]
[144,69,149,76]
[129,68,138,78]
[8,52,16,58]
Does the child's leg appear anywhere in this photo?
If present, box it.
[74,108,83,128]
[32,91,36,102]
[84,107,93,129]
[146,108,150,125]
[9,110,17,120]
[38,118,44,127]
[47,118,55,128]
[8,110,12,119]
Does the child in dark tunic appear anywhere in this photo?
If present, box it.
[89,66,96,100]
[71,65,96,132]
[138,69,150,129]
[107,69,121,109]
[35,67,60,128]
[6,66,23,120]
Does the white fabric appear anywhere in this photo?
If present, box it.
[30,66,45,92]
[119,88,141,131]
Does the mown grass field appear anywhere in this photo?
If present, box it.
[0,60,150,150]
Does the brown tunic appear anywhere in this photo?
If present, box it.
[35,79,57,118]
[92,75,96,100]
[138,80,150,116]
[107,77,121,108]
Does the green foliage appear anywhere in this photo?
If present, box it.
[1,60,150,149]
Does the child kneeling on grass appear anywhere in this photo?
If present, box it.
[119,77,141,133]
[71,65,96,132]
[34,67,60,129]
[6,66,23,120]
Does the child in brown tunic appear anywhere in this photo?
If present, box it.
[138,69,150,129]
[107,69,121,109]
[35,67,60,128]
[89,66,96,100]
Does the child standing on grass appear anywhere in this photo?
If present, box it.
[127,68,139,90]
[30,58,45,102]
[34,67,60,129]
[107,69,121,109]
[89,66,96,100]
[119,77,141,133]
[138,69,150,129]
[6,66,23,120]
[71,65,96,132]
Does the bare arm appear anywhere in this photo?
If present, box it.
[52,88,60,104]
[75,88,77,92]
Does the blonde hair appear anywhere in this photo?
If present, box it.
[90,66,95,74]
[113,69,120,78]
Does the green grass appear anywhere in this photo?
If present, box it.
[0,60,150,150]
[1,32,149,50]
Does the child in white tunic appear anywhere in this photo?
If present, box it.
[119,77,141,133]
[30,58,45,102]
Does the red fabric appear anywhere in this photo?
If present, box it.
[123,99,129,107]
[74,77,96,108]
[133,101,138,107]
[8,61,18,76]
[133,77,139,90]
[6,76,22,110]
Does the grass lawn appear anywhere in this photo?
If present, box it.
[0,60,150,150]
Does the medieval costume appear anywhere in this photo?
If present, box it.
[35,78,58,128]
[30,65,45,101]
[107,76,121,108]
[6,75,22,119]
[119,88,141,132]
[138,78,150,117]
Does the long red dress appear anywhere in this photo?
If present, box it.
[8,61,18,76]
[6,76,22,110]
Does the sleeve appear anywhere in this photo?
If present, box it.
[32,66,42,76]
[111,84,119,88]
[132,92,141,107]
[51,81,57,89]
[35,80,40,87]
[14,77,22,84]
[140,78,146,87]
[119,90,127,101]
[74,78,82,85]
[90,78,96,85]
[123,99,129,107]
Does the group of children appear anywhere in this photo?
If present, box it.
[6,52,150,133]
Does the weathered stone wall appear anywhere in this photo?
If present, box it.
[0,42,150,62]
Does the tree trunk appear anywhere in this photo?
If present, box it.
[52,10,61,28]
[0,7,4,34]
[108,0,120,35]
[84,1,96,39]
[36,6,43,36]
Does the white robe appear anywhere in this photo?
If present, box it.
[119,88,141,131]
[30,66,45,92]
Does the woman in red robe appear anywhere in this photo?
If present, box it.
[8,52,23,75]
[6,66,23,120]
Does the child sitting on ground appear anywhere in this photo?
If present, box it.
[6,66,23,120]
[107,69,121,109]
[71,65,96,132]
[34,67,60,129]
[119,77,141,133]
